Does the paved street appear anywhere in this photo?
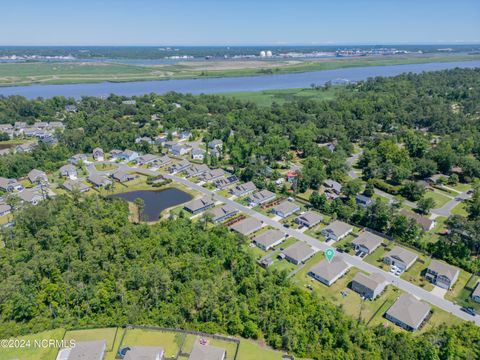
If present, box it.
[165,173,479,326]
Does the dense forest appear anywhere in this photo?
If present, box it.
[0,195,479,359]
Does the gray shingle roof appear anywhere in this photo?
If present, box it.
[124,346,164,360]
[386,294,431,330]
[352,272,386,292]
[282,242,315,263]
[189,343,225,360]
[309,257,350,282]
[66,340,106,360]
[229,217,262,235]
[352,231,384,252]
[427,260,460,282]
[253,229,285,249]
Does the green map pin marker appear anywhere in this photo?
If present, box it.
[325,248,335,262]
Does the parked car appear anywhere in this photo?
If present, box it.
[460,307,476,316]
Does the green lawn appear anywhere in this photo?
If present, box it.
[400,257,434,291]
[63,327,119,351]
[0,329,65,360]
[364,244,391,271]
[120,328,183,358]
[445,270,480,311]
[424,190,452,208]
[94,163,118,171]
[237,339,286,360]
[224,87,342,106]
[451,202,469,216]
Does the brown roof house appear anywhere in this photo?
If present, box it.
[425,260,460,290]
[400,209,435,231]
[385,294,431,331]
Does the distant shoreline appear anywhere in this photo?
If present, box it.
[1,54,479,88]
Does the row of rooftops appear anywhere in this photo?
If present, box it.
[64,339,226,360]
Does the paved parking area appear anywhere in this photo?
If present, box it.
[431,285,448,298]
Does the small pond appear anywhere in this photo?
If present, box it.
[109,187,193,221]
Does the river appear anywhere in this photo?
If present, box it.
[1,60,479,99]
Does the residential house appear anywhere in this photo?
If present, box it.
[188,343,226,360]
[119,150,139,162]
[60,164,78,180]
[18,188,44,205]
[14,121,27,130]
[207,205,238,223]
[295,211,323,228]
[425,260,460,290]
[179,131,192,140]
[229,217,262,236]
[15,142,35,153]
[286,171,298,183]
[28,169,48,184]
[252,229,286,251]
[155,155,173,168]
[135,154,160,166]
[400,209,435,231]
[66,340,106,360]
[351,272,388,299]
[321,220,353,241]
[324,179,342,194]
[109,149,123,160]
[88,174,112,188]
[92,147,104,161]
[124,346,164,360]
[154,135,168,146]
[385,294,431,331]
[68,153,87,165]
[184,164,209,178]
[65,104,77,113]
[356,194,374,208]
[281,242,315,265]
[63,179,90,193]
[163,140,178,150]
[0,203,12,217]
[427,174,448,185]
[171,144,191,156]
[248,189,276,206]
[351,231,384,255]
[191,148,205,161]
[472,281,480,303]
[122,99,136,105]
[308,257,351,286]
[271,201,300,218]
[214,175,238,190]
[112,171,136,183]
[0,177,23,192]
[168,159,191,174]
[184,197,215,214]
[208,139,223,150]
[135,136,154,144]
[383,246,418,271]
[230,181,256,197]
[200,168,225,182]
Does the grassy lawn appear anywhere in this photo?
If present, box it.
[0,213,13,225]
[94,163,118,171]
[225,87,342,106]
[332,234,356,251]
[422,216,448,244]
[424,190,452,208]
[304,223,328,240]
[451,202,469,216]
[448,183,472,192]
[63,327,119,351]
[422,305,465,333]
[400,257,434,291]
[120,328,183,358]
[364,244,391,271]
[445,270,479,310]
[0,328,65,360]
[237,339,286,360]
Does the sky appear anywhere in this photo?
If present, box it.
[2,0,480,46]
